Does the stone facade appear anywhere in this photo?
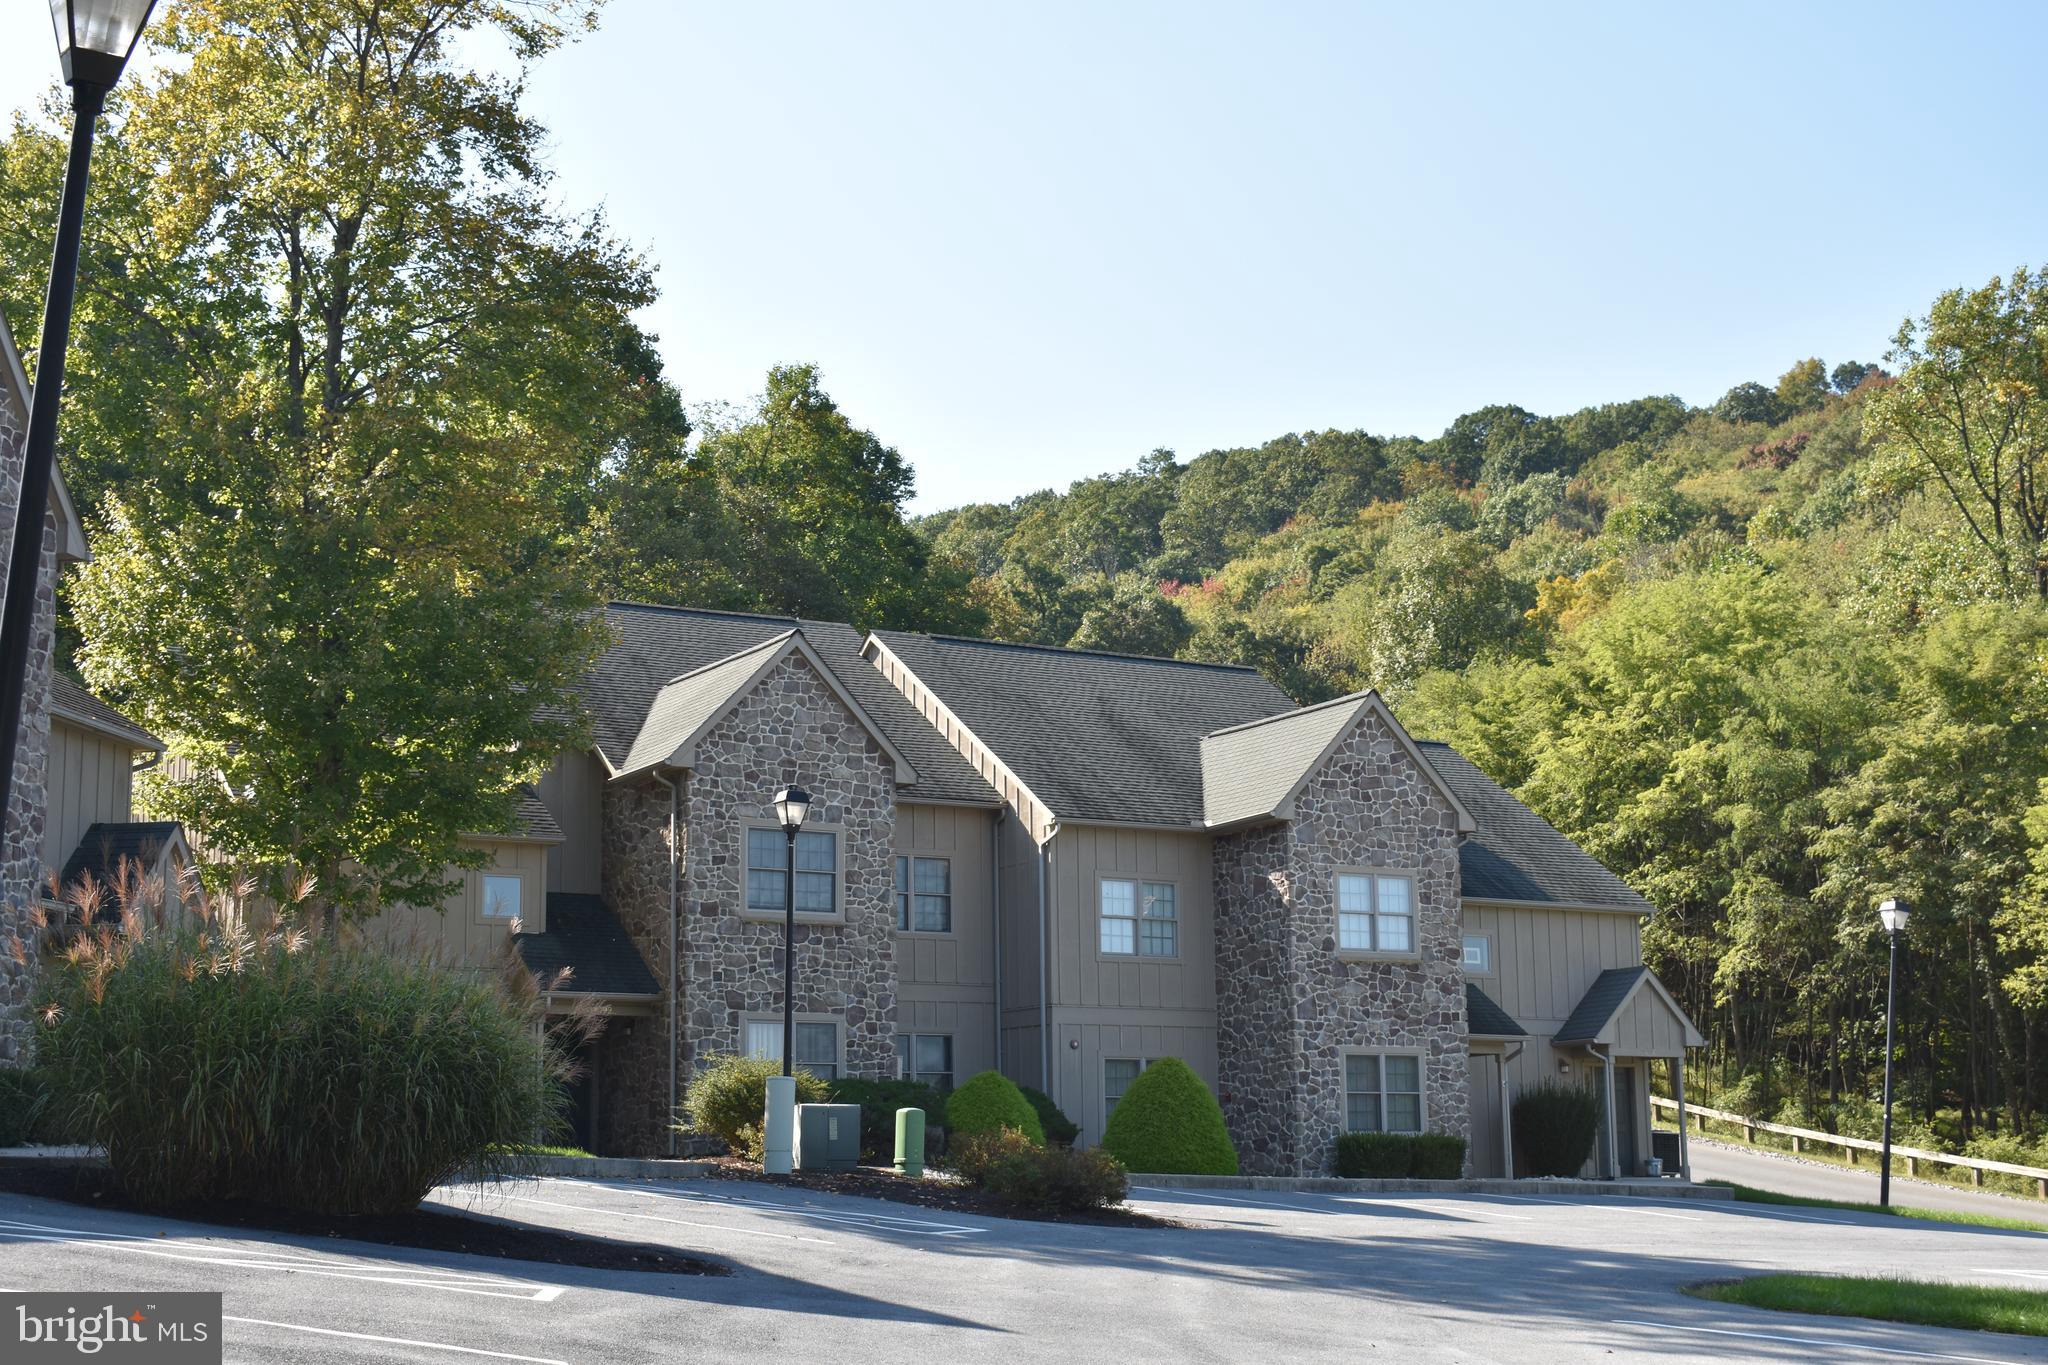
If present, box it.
[0,378,54,1068]
[1213,708,1469,1175]
[678,650,897,1079]
[597,775,679,1155]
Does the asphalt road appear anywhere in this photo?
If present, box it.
[1688,1137,2048,1221]
[1,1174,2044,1364]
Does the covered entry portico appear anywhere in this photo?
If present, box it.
[1552,966,1704,1180]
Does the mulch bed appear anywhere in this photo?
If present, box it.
[0,1166,725,1276]
[697,1155,1177,1228]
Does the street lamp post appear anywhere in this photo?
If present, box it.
[1877,897,1911,1209]
[772,785,812,1076]
[0,1,157,829]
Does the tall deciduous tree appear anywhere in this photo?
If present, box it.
[1867,267,2048,600]
[18,0,670,911]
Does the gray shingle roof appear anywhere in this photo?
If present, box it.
[1418,742,1652,912]
[1554,966,1649,1043]
[58,821,185,894]
[513,794,564,843]
[620,633,792,775]
[586,605,997,806]
[48,674,160,750]
[1201,694,1369,828]
[1466,981,1526,1038]
[870,631,1294,827]
[514,893,660,997]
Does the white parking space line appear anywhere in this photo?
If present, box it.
[1129,1186,1334,1216]
[1974,1267,2048,1281]
[1611,1318,2024,1364]
[1633,1196,1865,1227]
[0,1217,564,1302]
[226,1315,570,1364]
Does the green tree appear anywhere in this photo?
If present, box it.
[1866,267,2048,599]
[1714,382,1784,426]
[42,0,653,913]
[1775,358,1830,415]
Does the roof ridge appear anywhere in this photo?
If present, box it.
[892,629,1268,674]
[1202,690,1370,741]
[608,599,800,627]
[654,629,796,688]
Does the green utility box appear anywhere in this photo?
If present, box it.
[894,1107,926,1177]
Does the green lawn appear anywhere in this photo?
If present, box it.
[1708,1181,2048,1234]
[1688,1274,2048,1337]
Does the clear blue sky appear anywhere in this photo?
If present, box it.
[3,3,2044,511]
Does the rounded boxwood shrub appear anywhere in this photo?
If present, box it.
[684,1054,829,1160]
[35,914,574,1215]
[1512,1081,1601,1177]
[1335,1132,1412,1177]
[1098,1057,1237,1175]
[1021,1085,1079,1147]
[946,1071,1044,1145]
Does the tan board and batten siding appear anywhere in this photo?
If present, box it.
[43,717,137,878]
[359,838,548,972]
[1462,900,1655,1177]
[894,801,998,1082]
[537,749,605,895]
[1047,824,1220,1145]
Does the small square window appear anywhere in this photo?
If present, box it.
[480,873,522,920]
[748,828,838,915]
[1336,873,1415,953]
[1462,934,1491,973]
[1345,1051,1424,1134]
[1101,879,1175,956]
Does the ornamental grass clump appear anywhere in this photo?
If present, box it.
[30,866,592,1216]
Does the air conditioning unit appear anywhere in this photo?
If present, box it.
[793,1103,861,1171]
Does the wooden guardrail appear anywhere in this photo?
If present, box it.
[1652,1095,2048,1200]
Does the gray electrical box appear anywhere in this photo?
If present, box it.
[793,1103,861,1171]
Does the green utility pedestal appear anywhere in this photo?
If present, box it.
[894,1107,926,1177]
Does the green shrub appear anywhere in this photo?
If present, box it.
[34,913,574,1215]
[945,1125,1040,1187]
[1021,1086,1080,1147]
[946,1071,1044,1145]
[982,1143,1129,1212]
[1512,1081,1601,1177]
[1412,1133,1467,1179]
[682,1054,828,1161]
[0,1067,47,1147]
[826,1077,946,1160]
[1099,1057,1237,1175]
[1335,1132,1412,1177]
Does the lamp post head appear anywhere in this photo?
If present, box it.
[1878,898,1910,936]
[772,785,812,834]
[48,0,157,90]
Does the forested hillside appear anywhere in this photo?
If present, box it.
[921,282,2048,1166]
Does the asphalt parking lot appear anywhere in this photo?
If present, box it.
[0,1174,2043,1364]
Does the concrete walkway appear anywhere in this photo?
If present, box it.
[1688,1136,2048,1221]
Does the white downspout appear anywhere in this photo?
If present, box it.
[651,770,680,1158]
[1500,1041,1524,1178]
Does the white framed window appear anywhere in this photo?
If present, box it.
[1461,933,1492,973]
[746,828,838,916]
[480,872,523,920]
[1105,1057,1151,1117]
[894,1033,954,1089]
[1337,872,1415,954]
[1099,879,1177,957]
[1345,1052,1423,1134]
[743,1018,841,1080]
[895,856,952,932]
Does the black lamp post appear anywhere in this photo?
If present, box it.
[772,785,811,1078]
[1877,896,1911,1209]
[0,1,157,830]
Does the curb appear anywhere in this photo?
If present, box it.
[1128,1173,1732,1199]
[0,1145,101,1169]
[516,1155,714,1180]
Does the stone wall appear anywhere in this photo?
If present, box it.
[0,379,53,1068]
[1212,820,1302,1173]
[1211,707,1469,1175]
[680,649,897,1080]
[598,774,677,1155]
